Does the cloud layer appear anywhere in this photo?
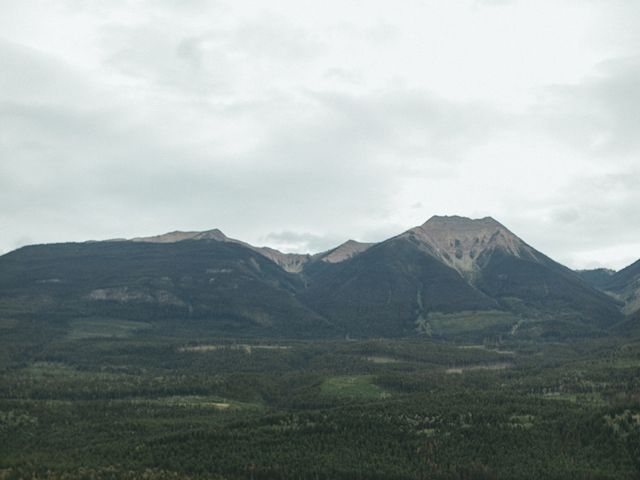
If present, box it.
[1,0,639,269]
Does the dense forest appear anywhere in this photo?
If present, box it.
[1,314,640,479]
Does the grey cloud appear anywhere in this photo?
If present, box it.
[551,208,581,225]
[103,26,233,95]
[175,37,206,69]
[0,39,88,105]
[262,231,344,253]
[535,56,640,155]
[323,68,363,85]
[501,169,640,269]
[475,0,515,6]
[101,13,323,97]
[2,0,640,270]
[0,73,403,253]
[363,22,401,44]
[230,15,324,61]
[60,0,225,16]
[305,89,505,164]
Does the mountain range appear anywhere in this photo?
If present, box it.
[0,215,637,340]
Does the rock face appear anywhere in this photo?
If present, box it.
[87,287,185,306]
[401,216,537,280]
[317,240,374,264]
[130,229,313,273]
[255,247,311,274]
[128,228,373,273]
[132,229,229,243]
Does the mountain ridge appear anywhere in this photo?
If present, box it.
[399,215,538,281]
[602,259,640,315]
[299,215,623,337]
[0,215,630,340]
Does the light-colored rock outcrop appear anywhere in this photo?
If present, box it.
[401,215,537,279]
[316,240,374,263]
[131,229,228,243]
[129,228,312,273]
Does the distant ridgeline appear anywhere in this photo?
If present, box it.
[0,215,636,340]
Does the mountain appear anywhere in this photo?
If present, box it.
[128,229,372,273]
[301,216,623,338]
[576,260,640,316]
[301,236,497,337]
[400,216,537,280]
[130,228,312,273]
[604,259,640,315]
[0,239,329,338]
[254,247,311,274]
[0,216,626,340]
[575,268,616,290]
[314,240,374,264]
[131,228,230,243]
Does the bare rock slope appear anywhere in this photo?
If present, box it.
[401,216,538,280]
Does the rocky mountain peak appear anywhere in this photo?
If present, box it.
[318,239,374,264]
[131,229,228,243]
[403,215,533,276]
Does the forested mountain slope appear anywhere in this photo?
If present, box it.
[0,216,626,340]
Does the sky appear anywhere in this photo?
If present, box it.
[1,0,639,270]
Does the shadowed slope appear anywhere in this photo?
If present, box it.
[301,236,496,337]
[0,240,329,338]
[301,216,623,337]
[605,259,640,315]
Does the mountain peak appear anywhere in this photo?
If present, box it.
[192,229,228,241]
[404,215,533,277]
[131,228,228,243]
[422,215,502,229]
[318,239,374,264]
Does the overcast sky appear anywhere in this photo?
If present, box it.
[1,0,639,269]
